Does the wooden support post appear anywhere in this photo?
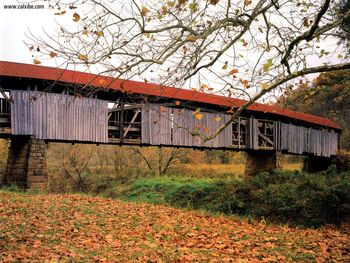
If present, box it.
[238,118,241,149]
[120,95,124,144]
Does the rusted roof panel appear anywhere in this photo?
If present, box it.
[0,60,341,130]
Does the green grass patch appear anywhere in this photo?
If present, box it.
[123,177,219,205]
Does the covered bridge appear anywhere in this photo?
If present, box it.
[0,61,341,188]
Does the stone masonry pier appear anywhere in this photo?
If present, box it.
[5,137,48,189]
[245,150,282,177]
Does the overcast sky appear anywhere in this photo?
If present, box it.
[0,0,344,99]
[0,1,53,64]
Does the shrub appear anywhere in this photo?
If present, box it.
[0,139,8,185]
[331,151,350,172]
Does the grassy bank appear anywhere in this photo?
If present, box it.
[96,168,350,227]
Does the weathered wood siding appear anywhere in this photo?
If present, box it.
[280,123,338,157]
[172,108,232,148]
[141,104,232,148]
[141,104,339,155]
[273,121,282,151]
[141,104,172,145]
[246,118,259,150]
[11,90,108,142]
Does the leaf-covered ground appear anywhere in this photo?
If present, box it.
[0,191,349,262]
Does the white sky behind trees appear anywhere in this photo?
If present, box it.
[0,0,346,104]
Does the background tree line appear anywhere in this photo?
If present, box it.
[280,70,350,149]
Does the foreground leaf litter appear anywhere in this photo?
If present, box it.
[0,191,349,262]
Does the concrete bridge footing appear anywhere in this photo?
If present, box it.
[5,137,48,189]
[245,150,283,177]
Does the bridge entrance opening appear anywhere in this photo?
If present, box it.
[0,96,10,134]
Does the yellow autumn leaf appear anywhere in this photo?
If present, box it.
[192,108,202,120]
[141,6,149,16]
[72,12,80,22]
[200,83,208,90]
[194,113,203,120]
[241,79,250,88]
[214,116,221,122]
[204,127,209,133]
[189,2,198,13]
[161,6,168,15]
[187,35,196,42]
[77,53,88,61]
[192,108,200,115]
[263,58,273,72]
[95,31,104,37]
[222,64,228,70]
[33,59,41,65]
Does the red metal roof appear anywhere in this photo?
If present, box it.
[0,60,341,130]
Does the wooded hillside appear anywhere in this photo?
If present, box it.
[281,70,350,149]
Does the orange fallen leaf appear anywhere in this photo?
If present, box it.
[33,59,41,65]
